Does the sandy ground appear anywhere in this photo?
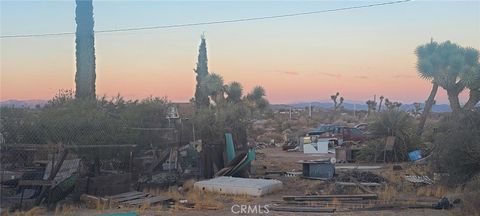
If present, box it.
[20,147,456,216]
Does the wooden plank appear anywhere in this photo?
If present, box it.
[1,144,137,148]
[113,193,148,203]
[335,182,382,187]
[1,144,60,149]
[80,194,109,209]
[68,144,137,148]
[283,194,378,201]
[123,195,171,206]
[18,180,53,186]
[270,206,336,213]
[273,200,438,208]
[287,197,365,201]
[349,203,435,211]
[274,200,385,206]
[353,179,375,194]
[265,171,286,175]
[106,191,144,200]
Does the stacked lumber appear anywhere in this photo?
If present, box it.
[283,194,378,201]
[80,191,172,208]
[273,193,442,213]
[270,206,336,213]
[272,194,378,213]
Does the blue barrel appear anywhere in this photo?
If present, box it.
[408,150,422,161]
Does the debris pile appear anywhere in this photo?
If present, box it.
[404,175,434,185]
[336,170,387,183]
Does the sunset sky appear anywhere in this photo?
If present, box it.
[1,0,479,104]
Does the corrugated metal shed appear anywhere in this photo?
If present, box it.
[298,160,335,179]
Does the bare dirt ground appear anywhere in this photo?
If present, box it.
[19,147,456,216]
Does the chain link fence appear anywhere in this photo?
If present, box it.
[0,101,198,210]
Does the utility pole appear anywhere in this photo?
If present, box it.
[354,103,356,118]
[309,102,312,117]
[179,118,184,147]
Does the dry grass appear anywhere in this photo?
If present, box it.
[331,197,341,206]
[0,208,9,216]
[159,184,225,212]
[53,205,78,216]
[416,185,448,198]
[182,179,195,192]
[378,185,398,202]
[231,194,257,203]
[187,192,224,211]
[4,207,46,216]
[458,177,480,216]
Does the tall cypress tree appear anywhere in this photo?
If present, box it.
[194,35,209,107]
[75,0,96,99]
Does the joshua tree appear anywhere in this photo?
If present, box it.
[416,40,479,114]
[384,98,402,111]
[378,95,384,112]
[247,86,266,101]
[203,73,225,105]
[366,100,377,117]
[461,58,480,110]
[225,81,243,103]
[412,102,423,117]
[75,0,96,100]
[246,86,269,110]
[194,35,210,108]
[330,92,344,112]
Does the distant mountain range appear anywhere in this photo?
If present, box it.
[0,99,47,108]
[272,101,453,113]
[0,99,457,112]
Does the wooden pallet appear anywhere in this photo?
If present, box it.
[107,191,172,207]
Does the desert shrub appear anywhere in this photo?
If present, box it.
[1,92,175,174]
[461,176,480,216]
[194,101,253,177]
[357,139,385,162]
[0,91,171,158]
[370,110,415,138]
[432,110,480,185]
[363,110,420,161]
[0,107,44,144]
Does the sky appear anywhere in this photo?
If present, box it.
[1,0,479,104]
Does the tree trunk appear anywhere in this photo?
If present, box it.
[378,99,384,112]
[416,82,438,136]
[447,89,462,114]
[464,89,480,111]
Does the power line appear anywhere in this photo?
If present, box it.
[0,0,410,39]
